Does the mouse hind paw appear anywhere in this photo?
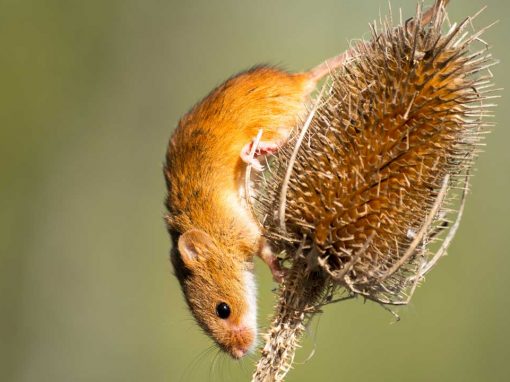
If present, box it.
[240,140,280,172]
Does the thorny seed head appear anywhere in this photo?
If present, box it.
[253,2,498,306]
[251,3,498,381]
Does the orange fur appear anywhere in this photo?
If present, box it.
[164,65,335,358]
[165,66,313,258]
[172,229,255,357]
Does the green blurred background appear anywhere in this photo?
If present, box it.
[1,1,508,381]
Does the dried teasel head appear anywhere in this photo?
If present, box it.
[251,1,498,381]
[254,1,497,305]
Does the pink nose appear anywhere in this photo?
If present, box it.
[225,325,255,359]
[231,347,248,359]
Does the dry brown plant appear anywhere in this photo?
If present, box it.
[249,1,498,381]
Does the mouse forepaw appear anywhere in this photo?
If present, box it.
[259,242,285,283]
[269,260,285,284]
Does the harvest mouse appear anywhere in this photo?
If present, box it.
[163,55,345,359]
[163,0,447,360]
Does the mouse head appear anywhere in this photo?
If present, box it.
[172,228,257,359]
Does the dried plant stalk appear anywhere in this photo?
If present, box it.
[251,1,497,381]
[252,259,327,382]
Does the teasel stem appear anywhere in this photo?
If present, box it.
[251,256,327,382]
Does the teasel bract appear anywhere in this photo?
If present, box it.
[250,1,498,381]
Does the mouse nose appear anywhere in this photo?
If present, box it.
[231,347,248,359]
[226,326,255,359]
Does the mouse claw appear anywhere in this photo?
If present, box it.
[259,241,285,283]
[270,264,285,284]
[241,140,280,172]
[241,153,265,172]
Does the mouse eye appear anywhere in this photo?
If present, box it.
[215,302,231,319]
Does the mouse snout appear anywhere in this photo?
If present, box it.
[231,347,248,359]
[226,325,255,359]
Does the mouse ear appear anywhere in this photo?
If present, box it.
[178,229,214,266]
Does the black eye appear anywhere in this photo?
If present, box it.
[216,302,231,319]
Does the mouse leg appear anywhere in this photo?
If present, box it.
[240,141,280,171]
[258,239,284,283]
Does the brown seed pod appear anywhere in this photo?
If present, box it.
[251,1,497,381]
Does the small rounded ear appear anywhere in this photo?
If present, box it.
[178,229,214,267]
